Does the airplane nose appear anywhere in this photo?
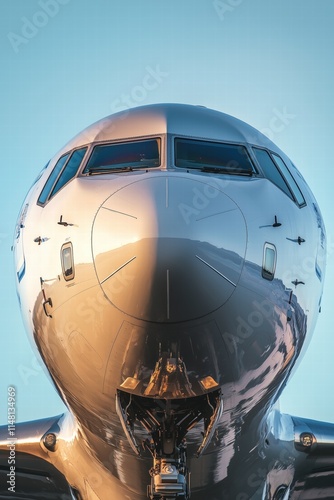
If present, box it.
[92,176,246,322]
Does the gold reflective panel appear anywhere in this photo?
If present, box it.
[199,376,219,390]
[120,377,141,391]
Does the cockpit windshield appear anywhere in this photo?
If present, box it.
[175,138,255,175]
[83,138,161,174]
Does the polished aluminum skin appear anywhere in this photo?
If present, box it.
[1,104,333,499]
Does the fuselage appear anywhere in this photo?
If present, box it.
[13,104,326,498]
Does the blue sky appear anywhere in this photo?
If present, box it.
[1,0,334,424]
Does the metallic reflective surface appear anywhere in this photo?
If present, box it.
[1,104,333,499]
[92,176,246,322]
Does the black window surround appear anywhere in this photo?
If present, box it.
[175,138,256,175]
[37,147,88,206]
[252,147,306,207]
[83,138,161,174]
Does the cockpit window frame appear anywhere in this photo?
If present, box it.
[49,146,88,199]
[37,146,89,207]
[270,153,306,207]
[37,152,71,206]
[81,136,162,175]
[173,136,258,176]
[251,146,306,208]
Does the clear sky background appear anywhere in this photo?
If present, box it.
[1,0,333,425]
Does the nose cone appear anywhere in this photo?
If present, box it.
[92,176,246,322]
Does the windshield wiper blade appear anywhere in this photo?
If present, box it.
[87,162,160,175]
[200,166,253,176]
[87,166,134,175]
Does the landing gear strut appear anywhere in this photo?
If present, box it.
[116,389,223,499]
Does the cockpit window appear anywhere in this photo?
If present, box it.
[175,138,256,175]
[37,147,87,206]
[271,153,306,207]
[83,138,161,174]
[252,148,306,206]
[50,147,87,198]
[38,153,70,205]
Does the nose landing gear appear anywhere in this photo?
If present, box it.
[116,389,223,500]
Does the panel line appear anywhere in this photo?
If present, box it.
[102,207,137,219]
[195,255,236,286]
[101,256,136,284]
[196,208,236,221]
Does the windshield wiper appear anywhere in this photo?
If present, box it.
[87,166,134,175]
[200,166,253,176]
[87,161,160,175]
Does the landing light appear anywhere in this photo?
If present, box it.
[300,432,314,447]
[43,432,57,452]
